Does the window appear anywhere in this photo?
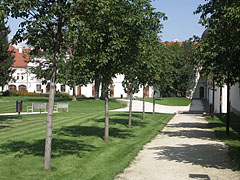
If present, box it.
[36,84,41,92]
[17,73,20,80]
[61,85,65,92]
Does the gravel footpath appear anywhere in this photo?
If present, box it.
[115,100,240,180]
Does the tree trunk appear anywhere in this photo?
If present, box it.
[72,84,77,101]
[153,89,155,115]
[128,92,133,128]
[226,73,230,135]
[104,87,109,141]
[220,86,222,114]
[95,77,100,99]
[44,81,56,171]
[100,82,106,100]
[211,78,215,119]
[142,86,145,120]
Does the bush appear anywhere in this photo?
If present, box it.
[55,92,70,98]
[2,90,10,96]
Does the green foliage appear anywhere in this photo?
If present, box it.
[160,41,196,97]
[0,16,15,89]
[194,0,240,86]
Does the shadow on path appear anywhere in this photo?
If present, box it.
[149,143,236,170]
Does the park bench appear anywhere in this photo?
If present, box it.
[27,103,47,113]
[54,103,69,112]
[133,96,138,100]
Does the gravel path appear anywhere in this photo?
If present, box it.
[115,100,240,180]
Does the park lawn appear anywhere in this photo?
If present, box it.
[137,97,191,106]
[0,96,126,114]
[206,113,240,170]
[0,98,174,180]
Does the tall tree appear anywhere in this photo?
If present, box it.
[0,15,15,91]
[83,0,165,140]
[4,0,80,170]
[194,0,240,135]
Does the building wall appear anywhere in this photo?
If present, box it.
[231,83,240,116]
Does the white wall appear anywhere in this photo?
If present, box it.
[231,83,240,115]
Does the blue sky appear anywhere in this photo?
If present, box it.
[7,0,206,42]
[152,0,206,41]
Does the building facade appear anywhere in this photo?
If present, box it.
[2,46,154,98]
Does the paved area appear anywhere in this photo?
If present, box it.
[0,112,48,116]
[115,99,240,180]
[111,99,190,114]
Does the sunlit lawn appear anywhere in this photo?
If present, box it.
[137,97,191,106]
[206,113,240,170]
[0,96,174,180]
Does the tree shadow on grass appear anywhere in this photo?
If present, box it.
[149,143,238,170]
[95,114,146,127]
[0,138,96,158]
[0,116,22,130]
[54,125,134,139]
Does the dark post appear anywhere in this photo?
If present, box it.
[226,73,230,135]
[211,78,215,118]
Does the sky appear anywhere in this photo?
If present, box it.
[7,0,206,43]
[152,0,206,41]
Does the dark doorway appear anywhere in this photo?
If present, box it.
[77,86,81,96]
[200,87,204,99]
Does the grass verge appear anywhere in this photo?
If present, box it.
[137,97,191,106]
[0,97,173,180]
[206,113,240,170]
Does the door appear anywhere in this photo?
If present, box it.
[145,86,149,98]
[77,86,81,96]
[110,85,114,97]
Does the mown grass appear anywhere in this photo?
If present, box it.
[0,97,174,180]
[137,97,191,106]
[0,96,126,114]
[206,113,240,170]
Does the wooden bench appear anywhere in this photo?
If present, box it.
[54,103,69,112]
[27,103,47,113]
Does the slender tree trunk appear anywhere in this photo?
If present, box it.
[211,78,215,118]
[226,73,230,135]
[72,84,77,101]
[220,86,222,114]
[44,81,56,171]
[152,89,155,115]
[104,86,109,141]
[142,86,145,120]
[95,77,100,99]
[128,92,133,128]
[101,82,106,100]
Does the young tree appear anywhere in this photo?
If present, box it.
[4,0,80,170]
[0,15,15,91]
[122,71,140,128]
[84,0,165,140]
[194,0,240,135]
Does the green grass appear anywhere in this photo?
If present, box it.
[206,113,240,170]
[137,97,191,106]
[0,96,126,114]
[0,97,174,180]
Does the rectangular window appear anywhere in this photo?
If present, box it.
[61,85,65,92]
[36,84,41,92]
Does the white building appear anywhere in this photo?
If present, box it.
[192,71,240,116]
[2,46,154,98]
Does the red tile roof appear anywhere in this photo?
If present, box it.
[9,46,31,67]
